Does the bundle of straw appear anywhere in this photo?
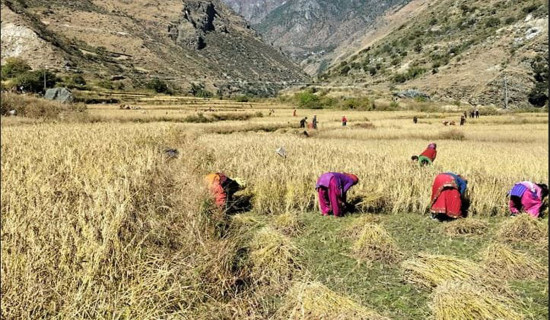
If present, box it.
[401,253,481,289]
[496,214,548,243]
[343,215,381,239]
[481,242,547,280]
[274,281,390,320]
[430,281,524,320]
[351,223,402,264]
[248,228,302,290]
[442,218,488,236]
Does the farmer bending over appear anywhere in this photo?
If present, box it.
[316,172,358,218]
[508,181,548,218]
[411,143,437,166]
[430,172,468,221]
[205,172,243,211]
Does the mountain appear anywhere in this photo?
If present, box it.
[320,0,548,108]
[248,0,412,74]
[0,0,308,96]
[223,0,287,24]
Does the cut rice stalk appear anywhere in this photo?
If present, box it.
[272,212,303,236]
[275,281,390,320]
[480,242,547,280]
[351,223,402,264]
[248,227,302,290]
[496,213,548,243]
[343,215,381,239]
[401,253,481,289]
[442,218,488,236]
[430,280,524,320]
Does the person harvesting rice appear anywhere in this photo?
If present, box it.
[411,143,437,166]
[508,181,548,218]
[316,172,358,218]
[204,172,243,211]
[430,172,468,220]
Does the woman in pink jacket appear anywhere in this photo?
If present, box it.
[316,172,358,217]
[508,181,548,218]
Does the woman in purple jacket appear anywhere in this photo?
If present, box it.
[316,172,359,217]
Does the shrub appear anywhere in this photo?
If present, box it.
[97,79,114,90]
[485,17,500,28]
[13,70,58,93]
[146,77,170,94]
[1,57,31,79]
[295,90,320,108]
[235,95,249,102]
[64,74,87,89]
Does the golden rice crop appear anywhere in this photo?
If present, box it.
[274,281,390,320]
[442,218,489,236]
[401,253,481,289]
[351,223,402,264]
[480,242,547,280]
[430,281,524,320]
[248,227,302,290]
[496,214,548,243]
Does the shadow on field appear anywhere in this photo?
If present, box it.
[227,194,254,215]
[346,196,387,215]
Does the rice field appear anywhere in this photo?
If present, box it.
[1,98,548,319]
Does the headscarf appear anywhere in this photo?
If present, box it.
[428,143,437,149]
[316,172,358,193]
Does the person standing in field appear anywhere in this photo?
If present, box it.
[342,115,347,126]
[316,172,359,218]
[430,172,468,220]
[460,115,466,126]
[508,181,548,218]
[411,143,437,166]
[300,117,308,128]
[293,109,297,117]
[204,172,242,211]
[312,115,318,129]
[413,116,418,124]
[475,109,479,118]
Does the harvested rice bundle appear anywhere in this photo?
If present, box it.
[442,218,488,236]
[352,223,402,264]
[496,213,547,243]
[481,242,547,280]
[275,281,390,320]
[273,212,304,236]
[430,281,524,320]
[343,215,381,239]
[402,253,481,289]
[249,228,302,289]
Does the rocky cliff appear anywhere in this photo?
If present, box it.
[1,0,308,95]
[322,0,548,108]
[223,0,286,24]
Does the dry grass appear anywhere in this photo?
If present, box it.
[248,227,302,290]
[1,104,547,318]
[274,281,390,320]
[496,214,548,243]
[441,218,489,236]
[351,223,402,264]
[272,212,304,236]
[401,253,481,289]
[480,243,547,281]
[1,92,86,119]
[430,281,524,320]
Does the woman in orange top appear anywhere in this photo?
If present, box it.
[205,172,241,210]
